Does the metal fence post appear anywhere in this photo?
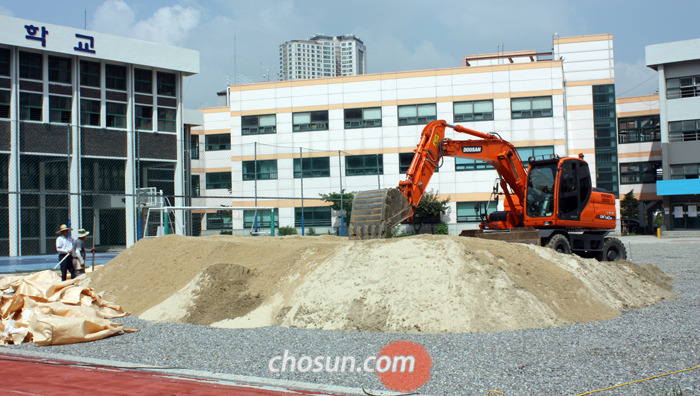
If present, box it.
[300,147,305,236]
[338,150,344,237]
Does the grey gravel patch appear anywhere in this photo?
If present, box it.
[6,237,699,395]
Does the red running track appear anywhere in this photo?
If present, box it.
[1,353,346,395]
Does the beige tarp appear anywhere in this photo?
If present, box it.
[0,270,136,346]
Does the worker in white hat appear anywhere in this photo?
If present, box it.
[73,228,95,276]
[55,224,76,281]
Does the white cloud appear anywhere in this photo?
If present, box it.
[132,5,200,45]
[92,0,135,35]
[91,0,200,46]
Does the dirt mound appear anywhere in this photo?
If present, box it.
[87,234,675,334]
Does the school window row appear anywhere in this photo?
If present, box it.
[202,146,555,189]
[205,201,504,229]
[205,207,333,229]
[0,47,178,132]
[238,96,554,136]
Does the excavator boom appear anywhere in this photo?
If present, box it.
[349,120,529,240]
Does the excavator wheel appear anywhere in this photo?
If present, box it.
[598,237,627,261]
[545,234,571,255]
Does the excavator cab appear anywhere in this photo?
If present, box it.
[523,157,594,227]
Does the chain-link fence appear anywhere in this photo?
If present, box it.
[0,119,430,271]
[186,140,389,239]
[0,119,183,270]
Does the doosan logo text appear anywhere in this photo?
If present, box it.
[461,146,482,153]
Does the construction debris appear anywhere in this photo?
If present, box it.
[0,270,135,346]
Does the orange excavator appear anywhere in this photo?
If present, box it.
[348,120,626,261]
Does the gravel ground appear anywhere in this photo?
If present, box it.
[4,236,699,395]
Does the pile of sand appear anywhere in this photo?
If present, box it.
[87,234,675,334]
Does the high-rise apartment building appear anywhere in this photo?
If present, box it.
[279,34,366,81]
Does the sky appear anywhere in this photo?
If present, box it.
[1,0,698,109]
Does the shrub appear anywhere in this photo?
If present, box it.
[436,222,449,235]
[279,226,297,236]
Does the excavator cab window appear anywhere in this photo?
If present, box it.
[526,163,557,218]
[558,159,592,221]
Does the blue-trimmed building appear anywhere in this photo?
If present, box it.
[647,38,700,230]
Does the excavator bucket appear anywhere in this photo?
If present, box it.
[349,188,413,240]
[459,227,541,245]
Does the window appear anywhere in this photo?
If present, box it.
[398,103,436,125]
[293,110,329,131]
[294,157,330,178]
[135,105,152,130]
[0,48,10,76]
[0,90,9,119]
[670,163,700,180]
[48,56,71,84]
[242,114,276,135]
[398,152,437,174]
[98,161,125,192]
[666,76,700,99]
[618,115,661,144]
[190,135,199,159]
[455,158,493,171]
[454,100,494,122]
[205,172,231,190]
[344,107,381,128]
[105,64,126,91]
[106,102,126,128]
[399,152,414,174]
[511,96,553,119]
[592,84,619,196]
[191,174,200,197]
[80,99,100,126]
[295,206,332,227]
[158,108,176,132]
[49,96,71,123]
[243,209,279,228]
[19,52,42,80]
[456,201,497,222]
[345,154,383,176]
[20,92,42,121]
[620,162,660,184]
[134,68,152,93]
[157,72,176,97]
[44,161,68,191]
[669,119,700,142]
[205,134,230,151]
[242,160,278,180]
[207,211,232,230]
[80,60,100,87]
[517,146,555,167]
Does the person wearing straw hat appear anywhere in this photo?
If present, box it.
[73,228,95,276]
[55,224,76,281]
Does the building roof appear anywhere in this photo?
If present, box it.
[0,15,199,75]
[646,37,700,70]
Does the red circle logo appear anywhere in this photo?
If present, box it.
[375,341,432,392]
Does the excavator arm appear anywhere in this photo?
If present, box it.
[349,120,530,239]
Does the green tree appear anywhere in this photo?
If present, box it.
[319,190,355,224]
[620,190,639,219]
[411,190,450,233]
